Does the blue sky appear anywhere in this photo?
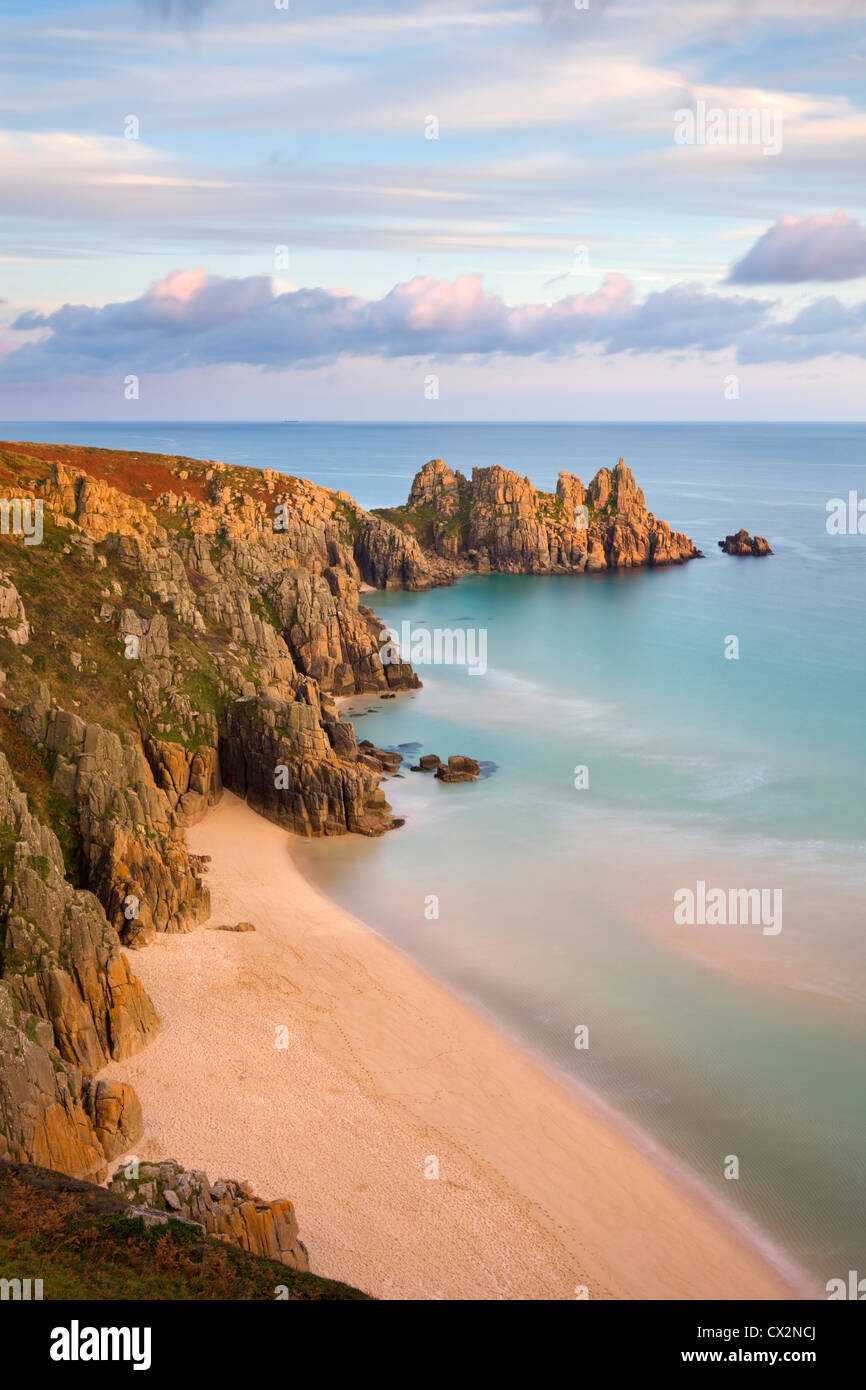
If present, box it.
[1,0,865,419]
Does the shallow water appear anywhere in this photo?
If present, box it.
[14,419,866,1286]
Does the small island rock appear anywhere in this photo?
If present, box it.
[719,528,772,556]
[435,755,481,783]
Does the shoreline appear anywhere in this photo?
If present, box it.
[288,837,820,1302]
[102,791,809,1300]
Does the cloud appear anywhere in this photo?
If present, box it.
[737,294,866,362]
[9,265,866,375]
[727,212,866,283]
[604,283,768,352]
[1,266,793,380]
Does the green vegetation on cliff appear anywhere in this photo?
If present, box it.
[0,1162,371,1300]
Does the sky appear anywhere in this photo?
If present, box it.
[0,0,864,420]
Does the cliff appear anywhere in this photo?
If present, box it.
[0,435,697,1288]
[0,438,434,1278]
[0,1160,369,1298]
[0,747,157,1182]
[374,456,699,573]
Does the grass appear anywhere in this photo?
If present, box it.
[0,1162,371,1300]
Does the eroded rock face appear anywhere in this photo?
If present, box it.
[108,1160,309,1270]
[0,751,156,1180]
[265,568,418,694]
[385,457,699,574]
[19,687,209,946]
[145,737,222,828]
[719,528,773,556]
[0,574,29,645]
[354,514,458,590]
[221,693,400,837]
[408,458,468,518]
[0,988,108,1181]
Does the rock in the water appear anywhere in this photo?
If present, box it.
[378,457,699,575]
[718,528,772,556]
[411,753,441,772]
[357,741,403,773]
[435,755,481,783]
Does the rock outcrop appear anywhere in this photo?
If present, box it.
[108,1159,309,1270]
[221,692,401,836]
[19,686,210,947]
[719,529,772,556]
[0,749,157,1180]
[378,457,699,574]
[0,574,29,645]
[435,755,481,783]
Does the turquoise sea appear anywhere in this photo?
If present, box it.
[7,420,865,1290]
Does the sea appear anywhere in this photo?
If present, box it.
[7,419,865,1291]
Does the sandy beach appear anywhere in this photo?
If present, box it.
[102,791,799,1300]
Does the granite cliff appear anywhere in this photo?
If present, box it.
[375,456,699,573]
[0,436,699,1283]
[0,438,433,1273]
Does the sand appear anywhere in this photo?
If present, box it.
[101,791,799,1300]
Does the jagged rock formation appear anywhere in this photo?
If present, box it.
[0,750,157,1180]
[0,574,29,645]
[0,447,421,863]
[108,1159,308,1270]
[19,686,209,947]
[719,528,772,556]
[263,565,418,694]
[222,691,401,836]
[377,457,699,574]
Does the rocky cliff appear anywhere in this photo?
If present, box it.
[0,434,699,1285]
[375,456,699,573]
[0,748,157,1181]
[0,438,435,1272]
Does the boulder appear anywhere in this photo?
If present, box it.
[411,753,441,772]
[108,1159,309,1270]
[435,755,481,783]
[719,529,773,556]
